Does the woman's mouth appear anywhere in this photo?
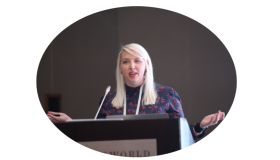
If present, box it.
[129,72,137,78]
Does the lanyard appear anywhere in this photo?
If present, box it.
[123,84,144,115]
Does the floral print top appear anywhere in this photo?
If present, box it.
[97,83,205,142]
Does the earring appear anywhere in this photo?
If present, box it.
[121,71,122,74]
[144,69,147,78]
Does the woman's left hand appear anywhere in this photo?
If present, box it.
[200,110,225,129]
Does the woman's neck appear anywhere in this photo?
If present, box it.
[125,80,144,88]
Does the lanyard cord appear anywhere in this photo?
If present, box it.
[123,84,144,115]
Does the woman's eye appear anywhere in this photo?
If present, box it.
[135,60,141,63]
[123,61,128,64]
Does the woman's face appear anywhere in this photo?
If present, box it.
[119,50,147,88]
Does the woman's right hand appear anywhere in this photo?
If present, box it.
[47,111,72,123]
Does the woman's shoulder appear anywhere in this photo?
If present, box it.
[155,83,177,94]
[99,89,116,101]
[107,89,117,98]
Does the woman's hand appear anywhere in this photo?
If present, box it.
[200,110,225,129]
[47,111,72,123]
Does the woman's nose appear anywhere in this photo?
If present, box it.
[129,62,135,69]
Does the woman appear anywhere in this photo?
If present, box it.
[48,43,225,142]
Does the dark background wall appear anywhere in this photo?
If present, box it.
[37,7,236,138]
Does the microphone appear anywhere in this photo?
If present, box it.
[105,86,111,93]
[94,86,111,119]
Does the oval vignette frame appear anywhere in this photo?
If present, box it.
[37,6,236,157]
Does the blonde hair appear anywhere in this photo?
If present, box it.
[111,43,157,109]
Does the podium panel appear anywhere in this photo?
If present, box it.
[79,139,157,156]
[55,118,194,156]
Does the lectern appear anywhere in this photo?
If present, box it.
[55,118,194,157]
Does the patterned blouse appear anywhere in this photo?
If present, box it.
[97,83,205,142]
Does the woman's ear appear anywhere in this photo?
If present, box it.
[145,60,149,70]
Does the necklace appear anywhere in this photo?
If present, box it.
[123,84,144,115]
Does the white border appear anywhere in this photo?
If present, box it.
[1,0,280,160]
